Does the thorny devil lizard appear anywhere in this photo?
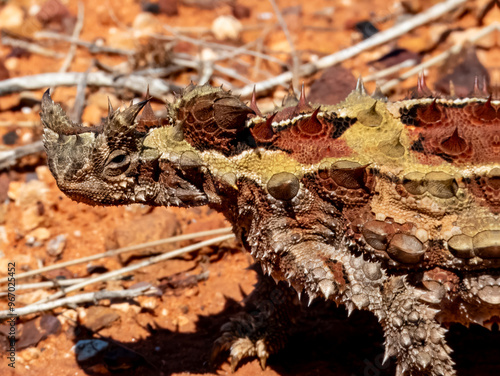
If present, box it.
[40,80,500,376]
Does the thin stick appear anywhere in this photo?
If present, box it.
[380,22,499,92]
[269,0,300,92]
[0,285,156,319]
[58,2,85,73]
[1,35,64,58]
[0,278,89,295]
[0,227,233,284]
[362,58,418,83]
[234,0,467,97]
[35,31,134,56]
[162,24,285,65]
[0,121,40,128]
[0,141,44,171]
[0,276,127,296]
[27,234,235,306]
[70,64,92,123]
[0,71,178,99]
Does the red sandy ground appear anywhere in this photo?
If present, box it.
[0,0,499,375]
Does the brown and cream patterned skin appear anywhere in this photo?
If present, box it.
[41,82,500,376]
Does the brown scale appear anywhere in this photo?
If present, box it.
[249,88,357,163]
[177,91,254,155]
[304,164,378,243]
[468,169,500,214]
[136,101,161,133]
[402,101,500,165]
[270,114,356,164]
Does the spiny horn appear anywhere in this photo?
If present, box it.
[356,77,367,95]
[105,99,150,134]
[295,83,312,113]
[107,97,114,116]
[40,89,79,135]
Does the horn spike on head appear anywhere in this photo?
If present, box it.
[41,89,78,135]
[106,99,150,134]
[107,97,114,116]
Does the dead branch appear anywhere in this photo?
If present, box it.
[0,227,233,284]
[0,141,44,171]
[380,22,499,92]
[58,2,85,74]
[234,0,468,97]
[269,0,300,92]
[0,71,178,99]
[363,58,418,83]
[0,284,156,319]
[1,35,64,58]
[35,31,134,56]
[27,234,234,307]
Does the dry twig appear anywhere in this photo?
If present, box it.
[234,0,468,97]
[0,227,233,284]
[0,141,44,171]
[269,0,300,92]
[0,71,178,99]
[58,2,85,74]
[380,22,499,92]
[27,234,235,306]
[0,284,157,319]
[1,35,64,58]
[35,31,134,56]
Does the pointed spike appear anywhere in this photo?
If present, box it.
[473,76,481,96]
[40,89,80,135]
[266,112,277,126]
[371,85,386,101]
[107,97,114,116]
[356,77,366,95]
[108,99,150,132]
[299,83,306,103]
[250,86,263,117]
[417,72,431,97]
[295,83,313,113]
[448,80,456,97]
[346,302,354,317]
[382,349,390,365]
[288,82,297,100]
[482,76,488,96]
[308,293,316,306]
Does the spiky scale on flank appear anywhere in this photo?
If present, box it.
[42,82,500,376]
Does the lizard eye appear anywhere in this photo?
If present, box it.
[105,150,131,176]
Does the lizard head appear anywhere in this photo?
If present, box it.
[41,85,254,208]
[41,90,149,206]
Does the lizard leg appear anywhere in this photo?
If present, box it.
[338,252,455,376]
[259,236,456,376]
[211,265,299,371]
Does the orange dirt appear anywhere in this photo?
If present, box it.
[0,0,499,375]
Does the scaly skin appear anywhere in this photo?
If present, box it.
[41,82,500,375]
